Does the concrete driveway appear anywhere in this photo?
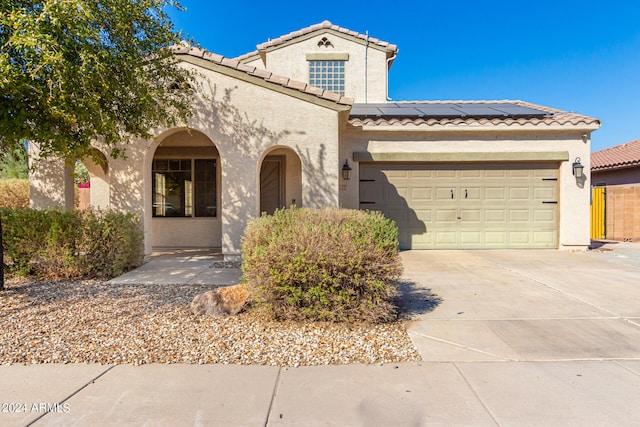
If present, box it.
[393,242,640,426]
[401,242,640,362]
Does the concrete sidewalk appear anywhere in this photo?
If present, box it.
[106,249,242,286]
[2,243,640,426]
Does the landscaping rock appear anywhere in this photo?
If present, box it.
[1,279,421,366]
[190,284,248,317]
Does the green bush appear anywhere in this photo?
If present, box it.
[1,208,143,279]
[0,179,29,208]
[241,207,403,323]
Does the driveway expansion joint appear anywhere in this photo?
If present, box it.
[264,366,283,427]
[453,363,503,427]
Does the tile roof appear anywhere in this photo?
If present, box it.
[235,49,260,62]
[591,139,640,171]
[171,44,354,107]
[348,100,600,129]
[255,20,398,53]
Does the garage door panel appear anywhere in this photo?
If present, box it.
[359,163,558,249]
[485,170,507,178]
[435,170,456,178]
[509,187,531,199]
[485,187,506,201]
[435,187,455,200]
[485,231,507,245]
[410,187,433,201]
[509,231,531,244]
[461,209,481,222]
[534,187,556,200]
[533,231,556,245]
[533,169,556,178]
[485,210,506,222]
[463,187,482,200]
[410,170,434,178]
[409,232,433,250]
[533,209,556,222]
[460,170,482,178]
[413,209,432,224]
[390,185,409,200]
[436,209,457,222]
[435,231,456,244]
[460,231,482,244]
[509,169,531,178]
[509,210,530,222]
[384,169,409,179]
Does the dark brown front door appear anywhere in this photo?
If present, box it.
[260,155,285,215]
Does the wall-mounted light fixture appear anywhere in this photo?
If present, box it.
[572,157,585,179]
[342,159,352,180]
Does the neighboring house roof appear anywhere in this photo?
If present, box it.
[235,20,398,63]
[591,139,640,171]
[172,44,354,107]
[348,100,600,129]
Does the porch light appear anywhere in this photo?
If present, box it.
[572,157,585,179]
[342,159,352,180]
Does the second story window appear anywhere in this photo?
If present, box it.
[309,60,345,95]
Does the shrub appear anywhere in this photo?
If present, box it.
[1,208,143,279]
[0,179,29,208]
[241,207,403,323]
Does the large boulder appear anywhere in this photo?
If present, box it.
[190,285,248,317]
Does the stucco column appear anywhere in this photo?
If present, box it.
[64,163,75,210]
[219,152,259,262]
[28,142,67,209]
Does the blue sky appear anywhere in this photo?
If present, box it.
[167,1,640,152]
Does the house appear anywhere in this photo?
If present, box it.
[590,140,640,241]
[29,21,600,260]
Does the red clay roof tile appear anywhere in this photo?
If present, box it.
[347,100,600,129]
[256,20,397,53]
[591,139,640,171]
[171,46,353,107]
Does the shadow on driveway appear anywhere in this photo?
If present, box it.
[395,280,442,320]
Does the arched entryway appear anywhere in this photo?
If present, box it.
[151,129,221,248]
[259,147,302,215]
[79,148,110,209]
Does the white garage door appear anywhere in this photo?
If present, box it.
[359,163,559,249]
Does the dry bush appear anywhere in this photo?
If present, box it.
[241,207,402,323]
[1,208,143,279]
[0,179,29,208]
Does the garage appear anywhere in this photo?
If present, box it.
[359,162,559,249]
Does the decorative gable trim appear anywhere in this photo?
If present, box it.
[256,21,397,56]
[305,53,349,61]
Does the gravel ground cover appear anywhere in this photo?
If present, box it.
[0,279,421,366]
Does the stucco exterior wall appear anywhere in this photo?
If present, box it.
[81,154,110,209]
[131,63,342,258]
[28,142,74,210]
[261,32,389,103]
[339,127,593,249]
[591,166,640,186]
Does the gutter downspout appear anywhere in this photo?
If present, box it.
[386,50,398,101]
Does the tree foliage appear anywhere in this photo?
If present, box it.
[0,143,29,179]
[0,0,197,160]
